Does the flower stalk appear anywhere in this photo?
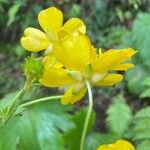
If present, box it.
[80,80,93,150]
[20,95,62,107]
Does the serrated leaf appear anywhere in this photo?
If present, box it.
[133,107,150,145]
[0,99,75,150]
[133,129,150,141]
[134,107,150,120]
[132,13,150,68]
[125,12,150,95]
[136,140,150,150]
[126,64,149,94]
[134,119,150,131]
[106,94,132,136]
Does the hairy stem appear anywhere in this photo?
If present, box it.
[80,80,93,150]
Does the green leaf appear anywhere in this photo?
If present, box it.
[67,4,81,18]
[133,107,150,145]
[133,129,150,141]
[142,77,150,87]
[134,119,150,131]
[0,117,22,150]
[106,94,132,136]
[0,91,18,120]
[63,107,95,150]
[140,88,150,98]
[13,45,26,58]
[7,2,22,26]
[125,13,150,95]
[0,99,75,150]
[136,140,150,150]
[134,107,150,120]
[126,64,149,94]
[132,13,150,68]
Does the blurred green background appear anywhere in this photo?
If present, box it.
[0,0,150,150]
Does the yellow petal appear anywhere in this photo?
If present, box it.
[93,48,136,73]
[97,145,108,150]
[38,7,63,34]
[53,34,91,72]
[40,66,74,87]
[57,29,68,39]
[97,145,115,150]
[112,63,134,71]
[95,74,123,86]
[116,140,135,150]
[97,140,135,150]
[91,46,97,61]
[21,27,50,51]
[61,84,87,105]
[63,18,86,35]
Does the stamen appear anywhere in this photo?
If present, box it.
[44,44,53,55]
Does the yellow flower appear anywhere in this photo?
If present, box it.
[21,7,86,52]
[40,34,136,105]
[97,140,135,150]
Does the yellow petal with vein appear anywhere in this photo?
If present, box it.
[95,74,123,86]
[61,85,87,105]
[93,48,136,73]
[21,27,50,51]
[53,34,91,72]
[38,7,63,34]
[63,18,86,35]
[40,66,74,87]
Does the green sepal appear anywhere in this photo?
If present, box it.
[83,64,93,78]
[22,55,44,84]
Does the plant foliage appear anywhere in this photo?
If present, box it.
[106,94,132,136]
[63,107,95,150]
[133,107,150,150]
[126,13,150,94]
[0,99,75,150]
[140,77,150,98]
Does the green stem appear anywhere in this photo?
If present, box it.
[20,95,63,107]
[80,80,93,150]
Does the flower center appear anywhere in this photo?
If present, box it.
[46,30,57,41]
